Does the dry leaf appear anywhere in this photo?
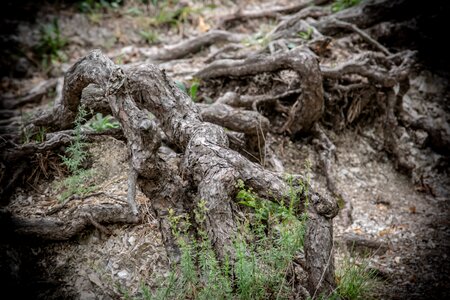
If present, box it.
[378,227,393,237]
[353,226,363,234]
[197,16,210,32]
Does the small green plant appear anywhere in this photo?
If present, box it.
[334,255,378,300]
[56,105,96,201]
[78,0,122,13]
[35,126,47,143]
[126,6,143,16]
[298,27,313,40]
[36,19,67,68]
[87,113,120,132]
[189,79,200,102]
[149,5,202,28]
[175,81,187,93]
[331,0,361,12]
[174,80,200,101]
[139,30,159,44]
[242,32,270,48]
[141,175,310,299]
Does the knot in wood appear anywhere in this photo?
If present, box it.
[310,193,339,219]
[106,67,126,97]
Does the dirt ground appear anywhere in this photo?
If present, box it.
[1,0,449,299]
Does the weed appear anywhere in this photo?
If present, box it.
[35,126,47,143]
[139,30,160,44]
[56,105,96,201]
[175,81,187,93]
[86,113,120,132]
[334,255,378,299]
[174,79,200,101]
[88,13,103,24]
[126,6,143,16]
[298,27,313,40]
[242,32,270,48]
[331,0,361,12]
[189,79,200,102]
[140,176,310,299]
[36,19,67,69]
[20,120,47,144]
[149,5,202,29]
[78,0,122,13]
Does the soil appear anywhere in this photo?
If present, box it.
[1,1,449,299]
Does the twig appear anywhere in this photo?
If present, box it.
[148,30,245,61]
[87,213,111,235]
[327,18,391,55]
[127,159,139,215]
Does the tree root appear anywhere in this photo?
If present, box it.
[196,47,324,135]
[147,30,245,62]
[216,0,322,28]
[0,78,60,109]
[4,201,138,240]
[14,50,338,295]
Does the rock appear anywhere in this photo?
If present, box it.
[79,291,96,300]
[117,270,129,279]
[88,272,103,288]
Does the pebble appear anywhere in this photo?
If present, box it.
[117,270,129,279]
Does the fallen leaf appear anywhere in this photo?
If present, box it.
[197,16,210,32]
[353,226,363,234]
[378,227,393,237]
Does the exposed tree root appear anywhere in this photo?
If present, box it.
[0,78,60,109]
[216,0,327,28]
[3,201,138,240]
[147,30,245,62]
[196,47,323,135]
[8,50,338,295]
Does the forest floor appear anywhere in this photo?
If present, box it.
[1,0,449,299]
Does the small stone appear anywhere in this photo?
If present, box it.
[128,236,136,246]
[79,291,96,300]
[88,272,103,288]
[117,270,129,279]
